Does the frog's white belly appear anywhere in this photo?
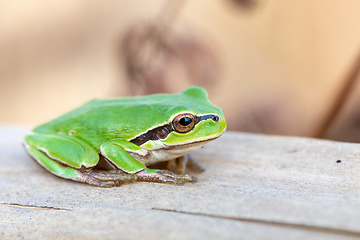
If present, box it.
[136,143,205,166]
[153,144,204,162]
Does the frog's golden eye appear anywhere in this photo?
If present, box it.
[172,113,196,133]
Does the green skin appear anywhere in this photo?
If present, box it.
[23,86,227,187]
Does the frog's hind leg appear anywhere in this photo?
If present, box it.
[24,133,136,187]
[80,169,138,187]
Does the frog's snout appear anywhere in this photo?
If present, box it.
[219,118,227,133]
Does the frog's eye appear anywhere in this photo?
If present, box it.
[172,113,196,133]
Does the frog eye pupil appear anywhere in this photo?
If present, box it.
[172,113,196,133]
[212,116,219,122]
[179,117,192,126]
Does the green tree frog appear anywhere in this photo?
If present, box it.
[23,86,226,187]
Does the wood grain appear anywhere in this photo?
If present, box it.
[1,126,359,239]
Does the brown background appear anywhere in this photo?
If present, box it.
[2,0,360,141]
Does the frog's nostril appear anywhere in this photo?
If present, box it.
[212,116,219,122]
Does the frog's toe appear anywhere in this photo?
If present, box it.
[183,173,197,182]
[136,169,197,185]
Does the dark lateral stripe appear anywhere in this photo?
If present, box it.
[196,114,219,124]
[130,114,219,146]
[130,123,172,146]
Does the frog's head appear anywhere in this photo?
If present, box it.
[131,86,227,152]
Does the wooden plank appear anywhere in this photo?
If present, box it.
[1,126,360,239]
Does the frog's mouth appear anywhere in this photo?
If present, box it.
[161,133,222,150]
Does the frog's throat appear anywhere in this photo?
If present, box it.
[130,113,219,146]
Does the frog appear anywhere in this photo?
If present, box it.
[23,86,226,187]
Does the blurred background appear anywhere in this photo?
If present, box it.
[2,0,360,142]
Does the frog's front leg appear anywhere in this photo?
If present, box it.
[167,155,205,174]
[100,139,197,184]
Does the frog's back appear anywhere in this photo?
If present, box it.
[33,97,138,133]
[33,88,223,143]
[32,94,170,134]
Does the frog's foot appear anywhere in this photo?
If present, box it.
[136,169,197,185]
[77,170,138,188]
[167,155,205,175]
[186,155,205,173]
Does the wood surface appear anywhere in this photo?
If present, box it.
[1,126,360,239]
